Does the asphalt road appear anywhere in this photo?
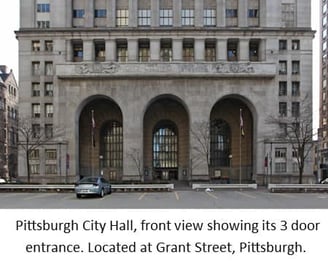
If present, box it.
[0,188,328,209]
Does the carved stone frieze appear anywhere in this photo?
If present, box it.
[216,62,255,74]
[75,62,120,74]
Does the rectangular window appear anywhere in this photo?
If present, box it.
[94,9,107,18]
[32,104,41,118]
[30,164,40,174]
[204,9,216,27]
[227,40,238,61]
[32,41,41,51]
[181,9,194,26]
[117,40,128,62]
[279,102,287,117]
[72,40,83,62]
[37,21,50,28]
[45,149,57,160]
[30,149,40,159]
[275,148,287,158]
[205,40,216,62]
[160,9,173,26]
[73,9,85,18]
[32,124,41,138]
[226,9,238,18]
[45,61,53,75]
[292,82,300,96]
[32,62,41,75]
[45,124,53,138]
[183,39,194,62]
[37,4,50,13]
[45,82,54,97]
[138,40,150,62]
[292,61,300,74]
[138,9,151,26]
[291,102,300,117]
[32,83,41,97]
[279,82,287,96]
[248,9,258,18]
[292,40,300,50]
[116,9,129,27]
[45,103,53,118]
[45,40,53,52]
[275,162,287,173]
[279,61,287,75]
[249,40,259,61]
[279,40,287,50]
[160,39,172,62]
[45,164,57,174]
[95,40,105,62]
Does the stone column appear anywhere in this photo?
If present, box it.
[217,39,227,61]
[239,39,249,61]
[129,0,137,27]
[217,0,225,27]
[151,0,159,27]
[173,39,183,61]
[83,40,94,61]
[150,39,160,61]
[195,0,203,27]
[66,40,73,62]
[84,0,95,27]
[173,0,182,27]
[107,0,116,27]
[128,39,138,61]
[106,39,116,62]
[194,39,205,61]
[238,0,248,27]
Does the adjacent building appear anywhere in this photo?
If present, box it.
[16,0,314,184]
[0,66,19,181]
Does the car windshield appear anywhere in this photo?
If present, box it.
[78,177,98,184]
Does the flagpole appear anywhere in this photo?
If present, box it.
[239,108,242,184]
[91,109,94,177]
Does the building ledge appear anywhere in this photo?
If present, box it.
[56,62,276,79]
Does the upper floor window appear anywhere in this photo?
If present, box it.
[275,148,287,158]
[248,9,258,18]
[32,41,41,51]
[204,9,216,27]
[138,40,150,62]
[37,4,50,13]
[183,40,194,62]
[279,40,287,50]
[45,103,53,118]
[227,40,238,61]
[160,39,172,62]
[117,40,128,62]
[116,9,129,27]
[45,62,53,75]
[32,83,41,97]
[292,61,300,75]
[45,83,53,97]
[37,21,50,28]
[181,9,194,26]
[292,40,300,50]
[94,9,107,18]
[292,82,300,97]
[205,40,216,62]
[32,62,41,75]
[72,40,83,62]
[279,82,287,96]
[279,61,287,75]
[138,9,151,26]
[226,9,238,18]
[45,40,53,52]
[249,40,260,61]
[73,9,85,18]
[160,9,173,26]
[32,104,41,118]
[291,102,300,118]
[95,40,105,62]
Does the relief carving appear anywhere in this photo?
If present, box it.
[76,62,120,74]
[216,62,255,74]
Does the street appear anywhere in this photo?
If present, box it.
[0,188,328,209]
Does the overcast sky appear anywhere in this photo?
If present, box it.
[0,0,321,129]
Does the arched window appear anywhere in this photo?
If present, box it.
[210,119,231,167]
[153,121,178,169]
[100,121,123,168]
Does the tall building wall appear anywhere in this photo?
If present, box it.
[16,0,314,184]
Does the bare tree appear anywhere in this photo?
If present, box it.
[191,121,211,178]
[17,117,62,183]
[127,147,143,181]
[268,94,315,184]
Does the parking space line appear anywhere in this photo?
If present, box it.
[205,191,219,199]
[269,193,296,199]
[138,193,147,200]
[174,191,180,201]
[235,191,257,199]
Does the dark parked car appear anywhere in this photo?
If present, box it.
[75,176,112,198]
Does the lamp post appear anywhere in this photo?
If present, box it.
[99,155,103,176]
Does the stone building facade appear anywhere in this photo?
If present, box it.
[0,66,19,180]
[16,0,314,184]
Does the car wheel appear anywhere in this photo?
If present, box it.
[108,187,112,195]
[76,194,82,198]
[100,189,105,198]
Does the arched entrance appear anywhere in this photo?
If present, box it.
[79,97,123,181]
[143,96,189,181]
[210,98,253,182]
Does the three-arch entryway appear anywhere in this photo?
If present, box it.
[77,95,254,183]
